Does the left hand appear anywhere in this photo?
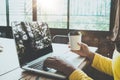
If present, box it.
[71,42,91,57]
[70,42,95,64]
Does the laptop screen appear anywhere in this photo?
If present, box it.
[11,22,53,66]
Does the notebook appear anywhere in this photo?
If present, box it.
[0,27,19,76]
[11,21,67,79]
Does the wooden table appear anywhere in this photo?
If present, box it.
[0,61,88,80]
[0,43,97,80]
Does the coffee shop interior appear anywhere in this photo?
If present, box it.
[0,0,119,80]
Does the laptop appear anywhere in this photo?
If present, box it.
[11,21,97,79]
[11,21,67,79]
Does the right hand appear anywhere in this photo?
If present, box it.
[43,57,76,77]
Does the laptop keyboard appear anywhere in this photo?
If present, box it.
[28,60,45,70]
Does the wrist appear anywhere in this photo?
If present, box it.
[63,66,76,77]
[87,52,95,64]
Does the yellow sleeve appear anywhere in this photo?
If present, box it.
[92,54,113,76]
[69,69,93,80]
[112,49,120,80]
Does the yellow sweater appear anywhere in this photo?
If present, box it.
[69,49,120,80]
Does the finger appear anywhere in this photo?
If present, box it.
[44,59,55,68]
[71,50,80,55]
[77,42,81,46]
[44,56,60,66]
[77,42,84,49]
[78,42,88,49]
[44,57,55,65]
[77,42,86,46]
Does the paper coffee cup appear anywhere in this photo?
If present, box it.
[68,31,82,50]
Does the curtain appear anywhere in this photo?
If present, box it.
[111,0,119,41]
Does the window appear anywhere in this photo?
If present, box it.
[70,0,111,31]
[9,0,32,25]
[37,0,111,31]
[0,0,112,31]
[37,0,68,29]
[0,0,6,26]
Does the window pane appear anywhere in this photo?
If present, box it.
[9,0,32,25]
[70,0,111,31]
[37,0,67,28]
[0,0,6,26]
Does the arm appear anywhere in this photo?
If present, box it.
[92,53,113,76]
[69,69,93,80]
[72,43,113,76]
[44,57,93,80]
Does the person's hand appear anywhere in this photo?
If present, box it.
[71,43,91,58]
[70,42,95,64]
[43,57,76,77]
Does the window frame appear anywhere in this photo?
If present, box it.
[36,0,112,32]
[49,0,115,38]
[4,0,115,35]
